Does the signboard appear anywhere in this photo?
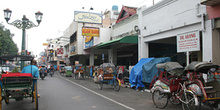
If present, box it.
[43,43,49,46]
[82,27,99,37]
[57,48,63,56]
[85,36,94,48]
[177,31,200,53]
[74,11,102,24]
[70,42,77,56]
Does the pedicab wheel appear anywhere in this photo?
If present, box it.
[98,82,103,90]
[0,86,2,110]
[152,90,168,109]
[181,91,201,110]
[113,79,120,92]
[34,83,38,110]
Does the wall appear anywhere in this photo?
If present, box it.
[139,0,209,61]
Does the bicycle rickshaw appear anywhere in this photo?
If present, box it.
[0,55,39,110]
[150,62,184,109]
[97,63,121,92]
[74,64,84,79]
[179,61,220,110]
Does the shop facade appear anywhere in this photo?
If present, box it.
[138,0,210,66]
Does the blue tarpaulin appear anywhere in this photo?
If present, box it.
[142,57,171,84]
[129,58,154,89]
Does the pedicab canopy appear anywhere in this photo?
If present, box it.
[184,61,219,73]
[129,57,171,89]
[156,62,184,75]
[100,63,115,71]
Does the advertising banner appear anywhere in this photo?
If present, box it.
[70,42,77,56]
[85,36,94,48]
[82,27,99,37]
[177,31,200,53]
[57,48,63,56]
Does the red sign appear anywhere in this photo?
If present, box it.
[82,27,99,37]
[57,48,63,55]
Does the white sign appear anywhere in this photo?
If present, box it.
[177,31,200,53]
[74,11,102,24]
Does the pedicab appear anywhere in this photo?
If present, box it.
[178,61,220,110]
[64,66,73,77]
[74,64,84,79]
[59,64,65,76]
[150,62,184,109]
[97,63,121,92]
[0,54,39,110]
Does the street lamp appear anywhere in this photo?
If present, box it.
[3,8,43,70]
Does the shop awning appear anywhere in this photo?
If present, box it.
[96,36,138,49]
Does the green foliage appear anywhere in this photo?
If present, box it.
[12,67,20,73]
[0,23,18,56]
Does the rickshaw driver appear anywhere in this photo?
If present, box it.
[21,59,39,90]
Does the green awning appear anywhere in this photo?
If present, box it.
[96,36,138,49]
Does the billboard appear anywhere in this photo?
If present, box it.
[74,11,102,24]
[82,27,99,37]
[177,31,200,53]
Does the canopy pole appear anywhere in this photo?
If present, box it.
[186,51,189,66]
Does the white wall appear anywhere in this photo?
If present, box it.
[112,15,138,39]
[139,0,208,59]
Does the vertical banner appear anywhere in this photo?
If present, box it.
[85,36,94,48]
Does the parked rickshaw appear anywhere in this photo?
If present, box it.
[97,63,121,92]
[65,66,73,77]
[59,64,65,75]
[150,62,184,109]
[0,54,39,110]
[74,64,84,79]
[178,61,219,110]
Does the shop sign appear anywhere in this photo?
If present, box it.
[82,27,99,37]
[177,31,200,52]
[74,11,102,24]
[43,43,49,46]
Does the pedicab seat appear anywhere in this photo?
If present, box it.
[103,73,114,80]
[1,73,33,85]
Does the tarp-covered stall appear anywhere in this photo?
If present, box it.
[129,57,171,89]
[129,58,154,89]
[142,57,171,85]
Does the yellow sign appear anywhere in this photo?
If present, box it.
[43,43,49,46]
[74,11,102,24]
[82,27,99,37]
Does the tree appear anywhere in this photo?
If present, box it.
[0,23,18,56]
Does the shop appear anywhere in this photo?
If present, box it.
[138,0,209,65]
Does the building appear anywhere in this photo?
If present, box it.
[201,0,220,65]
[138,0,209,66]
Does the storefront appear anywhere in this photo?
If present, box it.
[138,0,208,65]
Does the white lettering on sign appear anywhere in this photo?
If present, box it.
[177,31,200,53]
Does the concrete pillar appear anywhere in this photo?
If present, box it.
[90,53,94,66]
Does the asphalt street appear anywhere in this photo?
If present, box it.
[1,71,212,110]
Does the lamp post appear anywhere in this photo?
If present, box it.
[3,8,43,70]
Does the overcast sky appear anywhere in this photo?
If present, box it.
[0,0,161,58]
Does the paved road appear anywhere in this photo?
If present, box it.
[1,71,211,110]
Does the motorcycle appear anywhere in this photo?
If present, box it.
[39,66,47,80]
[49,69,54,77]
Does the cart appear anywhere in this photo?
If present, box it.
[97,63,121,92]
[65,66,73,77]
[74,64,84,79]
[0,55,39,110]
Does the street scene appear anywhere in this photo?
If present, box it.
[1,0,220,110]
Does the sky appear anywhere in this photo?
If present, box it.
[0,0,161,58]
